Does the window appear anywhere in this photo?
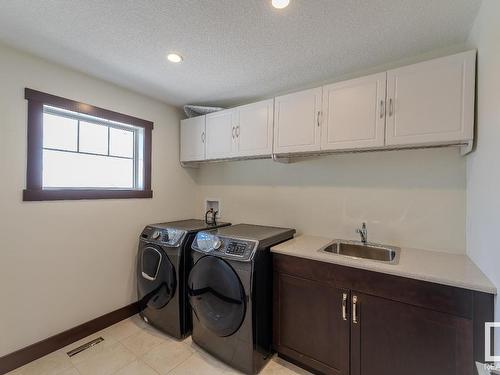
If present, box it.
[23,89,153,201]
[42,107,140,189]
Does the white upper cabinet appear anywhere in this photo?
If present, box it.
[321,73,387,151]
[204,100,273,160]
[274,87,322,154]
[385,50,475,147]
[180,115,206,162]
[180,51,476,165]
[236,99,274,157]
[206,109,238,160]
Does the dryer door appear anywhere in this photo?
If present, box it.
[137,245,176,309]
[188,256,246,337]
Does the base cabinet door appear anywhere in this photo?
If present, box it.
[273,272,350,375]
[350,292,473,375]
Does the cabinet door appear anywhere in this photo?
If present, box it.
[273,272,349,375]
[386,50,475,147]
[274,87,322,154]
[236,99,273,157]
[350,292,473,375]
[321,73,386,151]
[206,109,237,160]
[180,116,205,162]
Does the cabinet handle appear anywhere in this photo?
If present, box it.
[232,126,235,139]
[342,293,348,321]
[380,100,385,119]
[201,131,205,143]
[317,111,321,127]
[236,125,240,137]
[352,295,358,324]
[388,98,393,117]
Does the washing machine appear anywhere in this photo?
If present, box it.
[137,219,230,339]
[188,224,295,374]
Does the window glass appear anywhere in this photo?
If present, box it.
[110,127,134,158]
[43,150,134,188]
[43,113,78,151]
[39,106,143,191]
[79,121,108,155]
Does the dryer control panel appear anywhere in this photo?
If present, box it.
[225,241,248,256]
[192,231,258,261]
[222,239,256,260]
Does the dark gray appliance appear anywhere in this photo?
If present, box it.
[188,224,295,374]
[137,219,230,339]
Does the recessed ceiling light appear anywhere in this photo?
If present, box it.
[272,0,290,9]
[167,53,183,63]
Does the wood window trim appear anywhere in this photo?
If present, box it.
[23,88,153,201]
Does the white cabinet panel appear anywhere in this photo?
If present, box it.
[386,50,475,147]
[274,87,322,154]
[206,109,237,160]
[236,99,273,157]
[180,116,205,162]
[321,73,386,151]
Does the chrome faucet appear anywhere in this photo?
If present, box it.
[356,222,368,244]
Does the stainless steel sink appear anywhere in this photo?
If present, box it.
[320,240,400,264]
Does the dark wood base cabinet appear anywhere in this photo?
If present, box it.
[273,254,494,375]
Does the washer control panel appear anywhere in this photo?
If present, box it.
[140,226,186,247]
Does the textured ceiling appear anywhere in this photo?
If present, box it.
[0,0,481,107]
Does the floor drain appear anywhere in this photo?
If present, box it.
[66,337,104,357]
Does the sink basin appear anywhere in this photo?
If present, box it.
[320,240,400,264]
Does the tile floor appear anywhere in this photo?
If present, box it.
[8,315,312,375]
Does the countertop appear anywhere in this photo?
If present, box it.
[271,235,497,294]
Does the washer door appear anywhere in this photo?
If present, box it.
[188,256,246,337]
[138,245,176,309]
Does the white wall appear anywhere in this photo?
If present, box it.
[466,0,500,353]
[0,43,198,356]
[195,147,466,253]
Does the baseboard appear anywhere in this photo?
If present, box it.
[0,302,140,374]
